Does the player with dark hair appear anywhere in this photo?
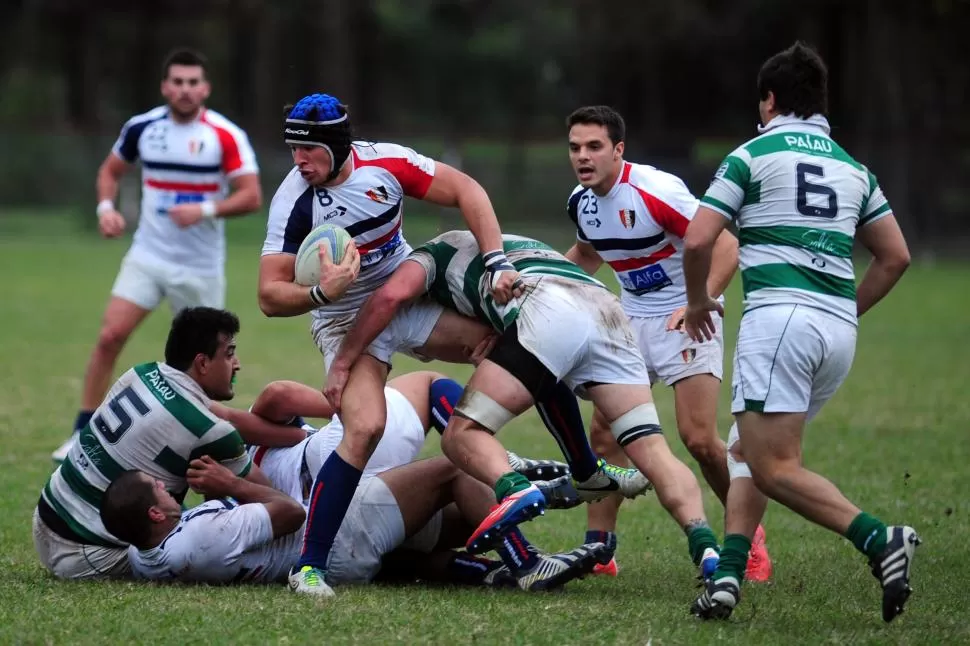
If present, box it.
[54,47,262,463]
[684,42,917,621]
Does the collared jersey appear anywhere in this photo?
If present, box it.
[42,362,252,547]
[700,116,892,325]
[261,142,436,317]
[568,162,700,317]
[113,107,259,275]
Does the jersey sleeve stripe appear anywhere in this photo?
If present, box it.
[606,243,677,271]
[115,116,162,163]
[721,155,751,188]
[189,432,247,464]
[633,186,691,238]
[354,151,434,198]
[700,195,738,219]
[134,363,216,438]
[859,201,891,225]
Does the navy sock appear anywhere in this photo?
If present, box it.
[535,381,599,481]
[585,529,617,554]
[298,452,362,570]
[286,415,307,428]
[445,552,503,585]
[495,527,540,575]
[73,411,94,433]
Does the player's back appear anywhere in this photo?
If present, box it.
[411,231,602,330]
[702,117,891,325]
[40,362,251,547]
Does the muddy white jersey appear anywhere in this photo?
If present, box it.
[113,106,259,275]
[568,162,701,317]
[262,141,436,317]
[129,499,299,584]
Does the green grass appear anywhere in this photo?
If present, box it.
[1,213,968,645]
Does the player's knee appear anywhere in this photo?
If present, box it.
[590,413,618,456]
[726,442,752,481]
[609,403,662,447]
[342,412,386,456]
[452,388,515,435]
[681,428,724,467]
[251,380,293,420]
[95,325,131,356]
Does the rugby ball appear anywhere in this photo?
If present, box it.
[293,224,353,286]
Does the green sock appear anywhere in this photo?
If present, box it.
[687,523,720,565]
[494,471,531,502]
[845,512,888,559]
[713,534,751,582]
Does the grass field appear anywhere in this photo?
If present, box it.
[1,212,968,645]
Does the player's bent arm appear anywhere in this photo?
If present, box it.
[96,153,131,203]
[565,240,604,276]
[209,401,309,448]
[251,380,335,423]
[222,476,305,538]
[330,260,431,372]
[855,213,911,318]
[683,206,729,304]
[242,463,274,488]
[213,173,262,218]
[257,254,319,317]
[705,229,739,299]
[422,163,504,253]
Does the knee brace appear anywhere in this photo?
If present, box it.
[610,403,663,447]
[429,378,464,434]
[453,389,516,434]
[726,422,752,480]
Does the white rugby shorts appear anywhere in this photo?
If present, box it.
[111,251,225,312]
[629,313,724,387]
[32,508,130,580]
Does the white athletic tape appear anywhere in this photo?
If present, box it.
[454,389,516,434]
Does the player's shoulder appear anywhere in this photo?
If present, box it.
[269,166,313,212]
[200,109,249,138]
[124,105,168,126]
[627,162,697,200]
[352,141,423,161]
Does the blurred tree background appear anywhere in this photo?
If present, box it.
[0,0,967,251]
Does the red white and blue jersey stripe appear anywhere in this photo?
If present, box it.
[262,141,436,317]
[113,106,259,275]
[568,162,703,317]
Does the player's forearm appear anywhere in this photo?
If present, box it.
[229,480,305,537]
[331,292,401,371]
[856,256,909,318]
[214,405,308,448]
[258,280,319,317]
[457,181,504,253]
[683,243,714,305]
[705,231,739,299]
[96,166,122,203]
[214,178,262,218]
[565,244,604,276]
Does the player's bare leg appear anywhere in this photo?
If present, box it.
[586,382,719,576]
[55,297,153,463]
[672,374,730,503]
[586,407,626,575]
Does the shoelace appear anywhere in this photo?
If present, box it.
[302,567,324,586]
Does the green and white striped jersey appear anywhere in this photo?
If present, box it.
[42,362,252,547]
[701,115,893,325]
[408,231,603,331]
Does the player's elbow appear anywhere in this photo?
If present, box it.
[244,185,263,212]
[273,500,307,538]
[884,247,911,276]
[258,291,286,318]
[683,230,711,256]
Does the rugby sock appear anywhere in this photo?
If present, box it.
[495,527,540,575]
[535,381,599,481]
[687,523,720,565]
[845,511,888,559]
[712,534,750,582]
[494,472,531,501]
[73,410,94,433]
[585,530,617,555]
[429,378,463,434]
[297,452,362,570]
[445,552,504,586]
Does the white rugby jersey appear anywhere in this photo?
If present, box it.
[129,499,301,584]
[700,115,892,325]
[262,142,436,317]
[113,106,259,275]
[568,162,701,317]
[41,362,252,547]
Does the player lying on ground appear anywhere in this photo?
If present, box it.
[683,42,918,622]
[34,307,276,579]
[258,93,636,594]
[562,105,771,581]
[327,231,722,587]
[100,371,608,594]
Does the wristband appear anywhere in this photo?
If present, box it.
[309,285,330,306]
[200,201,218,219]
[96,199,115,217]
[482,250,509,268]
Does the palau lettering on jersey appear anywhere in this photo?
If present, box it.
[784,134,833,153]
[144,368,177,401]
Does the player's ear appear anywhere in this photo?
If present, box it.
[193,352,210,375]
[615,141,624,160]
[147,506,166,523]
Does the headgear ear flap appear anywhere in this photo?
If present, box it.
[283,93,353,181]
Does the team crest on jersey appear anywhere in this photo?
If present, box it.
[366,185,390,204]
[681,348,696,363]
[188,139,205,155]
[618,209,636,229]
